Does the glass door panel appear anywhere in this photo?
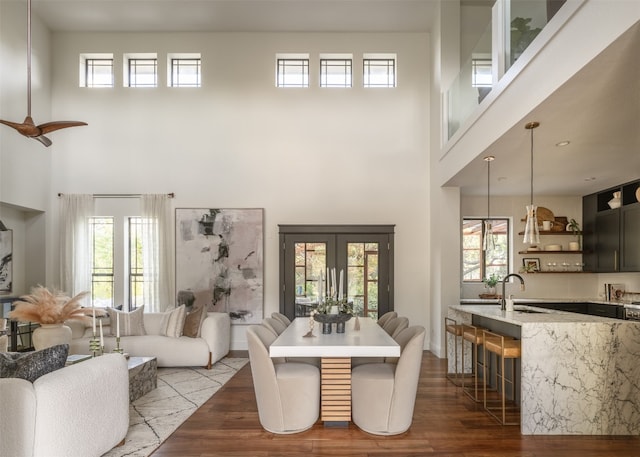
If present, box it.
[294,242,326,316]
[338,234,390,321]
[347,242,379,318]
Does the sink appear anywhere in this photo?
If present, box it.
[513,306,546,314]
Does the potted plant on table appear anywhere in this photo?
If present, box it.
[8,286,98,350]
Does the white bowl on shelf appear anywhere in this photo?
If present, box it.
[545,244,562,251]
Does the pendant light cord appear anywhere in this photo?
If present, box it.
[488,159,491,218]
[525,121,540,206]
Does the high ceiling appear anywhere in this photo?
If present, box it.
[29,0,440,33]
[12,1,640,197]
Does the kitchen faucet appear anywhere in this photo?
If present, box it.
[500,273,525,310]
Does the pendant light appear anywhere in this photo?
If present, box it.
[523,121,540,244]
[483,155,495,251]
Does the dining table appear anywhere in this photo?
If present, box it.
[269,315,400,426]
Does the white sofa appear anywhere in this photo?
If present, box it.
[68,311,230,369]
[0,353,129,457]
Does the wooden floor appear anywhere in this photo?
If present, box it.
[153,351,640,457]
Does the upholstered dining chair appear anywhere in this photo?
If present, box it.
[246,325,320,434]
[351,326,426,435]
[377,311,397,327]
[382,316,409,338]
[271,312,292,327]
[262,317,288,336]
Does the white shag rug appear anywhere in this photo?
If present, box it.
[103,357,248,457]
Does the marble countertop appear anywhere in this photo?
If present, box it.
[449,303,629,326]
[460,298,635,307]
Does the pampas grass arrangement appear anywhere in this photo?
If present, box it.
[8,286,100,325]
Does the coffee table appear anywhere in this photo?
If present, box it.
[128,356,157,402]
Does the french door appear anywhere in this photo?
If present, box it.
[279,225,394,321]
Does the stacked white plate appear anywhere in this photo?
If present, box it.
[545,244,562,251]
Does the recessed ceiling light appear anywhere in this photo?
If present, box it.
[556,140,571,147]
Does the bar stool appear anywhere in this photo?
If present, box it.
[461,324,488,402]
[482,329,521,425]
[444,317,464,386]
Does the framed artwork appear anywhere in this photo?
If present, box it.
[0,230,12,292]
[175,208,263,324]
[522,257,540,272]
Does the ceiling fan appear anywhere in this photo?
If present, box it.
[0,0,86,147]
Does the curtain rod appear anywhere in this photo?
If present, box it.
[57,192,175,199]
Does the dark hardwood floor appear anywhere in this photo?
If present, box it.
[153,351,639,457]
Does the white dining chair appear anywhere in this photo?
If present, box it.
[351,326,425,435]
[383,316,409,338]
[271,312,292,327]
[263,317,287,336]
[377,311,397,327]
[246,325,320,434]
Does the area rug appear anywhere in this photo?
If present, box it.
[103,357,248,457]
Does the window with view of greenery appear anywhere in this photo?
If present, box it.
[90,216,147,309]
[128,217,146,308]
[462,218,509,282]
[90,217,114,307]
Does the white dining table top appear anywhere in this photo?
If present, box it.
[269,316,401,358]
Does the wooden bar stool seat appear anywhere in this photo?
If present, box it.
[482,330,521,426]
[444,317,464,387]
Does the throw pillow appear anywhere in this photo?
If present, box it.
[159,305,186,338]
[0,344,69,382]
[182,305,206,338]
[107,305,146,336]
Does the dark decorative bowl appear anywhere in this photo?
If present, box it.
[313,313,352,324]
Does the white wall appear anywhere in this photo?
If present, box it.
[47,31,431,349]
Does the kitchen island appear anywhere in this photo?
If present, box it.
[448,304,640,435]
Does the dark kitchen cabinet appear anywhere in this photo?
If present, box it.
[582,179,640,272]
[532,302,588,314]
[595,210,620,271]
[588,303,622,319]
[621,203,640,271]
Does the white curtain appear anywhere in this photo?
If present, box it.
[59,194,94,301]
[141,194,174,312]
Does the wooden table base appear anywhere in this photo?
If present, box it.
[321,357,351,425]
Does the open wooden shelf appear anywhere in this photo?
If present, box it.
[518,250,583,254]
[517,231,578,236]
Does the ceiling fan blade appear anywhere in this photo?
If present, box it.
[38,121,88,135]
[0,116,40,137]
[33,135,52,147]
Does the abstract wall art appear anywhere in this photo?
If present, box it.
[0,230,12,292]
[175,208,263,324]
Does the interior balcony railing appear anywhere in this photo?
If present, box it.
[446,0,567,141]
